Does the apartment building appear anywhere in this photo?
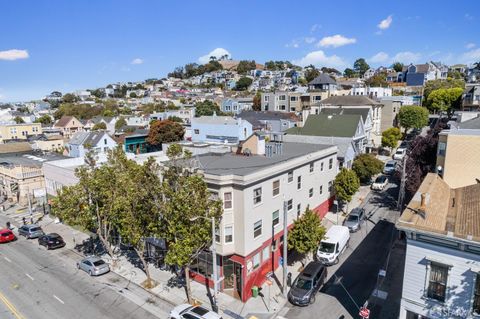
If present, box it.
[54,116,84,139]
[261,91,329,112]
[436,129,480,188]
[191,116,252,144]
[0,123,42,143]
[397,173,480,319]
[191,135,337,301]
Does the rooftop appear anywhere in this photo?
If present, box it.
[309,74,336,85]
[318,95,381,106]
[195,142,335,176]
[193,116,241,125]
[397,173,480,242]
[286,114,362,138]
[0,151,67,168]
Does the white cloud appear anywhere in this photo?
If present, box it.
[198,48,231,64]
[0,49,29,61]
[304,37,316,44]
[131,58,143,65]
[293,50,347,69]
[368,52,389,64]
[378,15,393,30]
[392,51,421,64]
[317,35,356,48]
[460,48,480,64]
[466,43,476,49]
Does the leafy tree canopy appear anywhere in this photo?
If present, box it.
[236,60,257,74]
[147,120,184,145]
[288,207,326,259]
[426,87,463,113]
[115,117,127,130]
[13,116,25,124]
[344,68,355,78]
[305,66,321,83]
[92,122,107,131]
[365,72,388,87]
[423,78,465,103]
[235,77,253,91]
[353,58,370,76]
[398,105,429,132]
[352,154,384,183]
[35,114,53,126]
[392,62,404,72]
[194,100,222,117]
[381,127,402,149]
[334,168,360,203]
[253,92,261,111]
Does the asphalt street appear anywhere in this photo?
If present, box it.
[285,177,404,319]
[0,215,173,319]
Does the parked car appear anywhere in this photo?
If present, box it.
[317,225,350,265]
[371,175,389,191]
[0,228,16,243]
[38,233,66,250]
[169,304,223,319]
[18,224,44,239]
[77,256,110,276]
[344,208,366,232]
[288,261,327,306]
[393,148,406,160]
[383,160,397,174]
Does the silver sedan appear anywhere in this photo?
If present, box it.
[77,256,110,276]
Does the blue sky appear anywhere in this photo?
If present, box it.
[0,0,479,102]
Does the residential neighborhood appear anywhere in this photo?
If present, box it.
[1,1,480,319]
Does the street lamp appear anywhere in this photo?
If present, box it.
[190,215,218,311]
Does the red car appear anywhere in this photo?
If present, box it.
[0,228,16,243]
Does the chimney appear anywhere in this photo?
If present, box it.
[420,193,428,211]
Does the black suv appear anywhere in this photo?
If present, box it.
[288,261,327,306]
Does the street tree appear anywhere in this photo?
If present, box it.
[353,58,370,77]
[426,87,463,113]
[381,127,402,150]
[423,78,465,103]
[252,92,261,111]
[34,114,53,125]
[333,168,360,210]
[161,144,223,303]
[352,154,384,184]
[235,77,253,91]
[92,122,107,131]
[288,207,326,262]
[147,119,184,146]
[194,100,221,117]
[13,116,25,124]
[398,105,429,133]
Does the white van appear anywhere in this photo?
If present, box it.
[316,225,350,265]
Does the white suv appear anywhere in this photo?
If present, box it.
[170,304,222,319]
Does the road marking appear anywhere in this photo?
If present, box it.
[53,294,65,304]
[25,273,34,281]
[0,291,26,319]
[4,257,11,263]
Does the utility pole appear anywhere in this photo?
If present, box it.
[282,200,288,298]
[397,154,407,212]
[210,216,218,312]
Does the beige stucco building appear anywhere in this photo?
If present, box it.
[436,129,480,188]
[0,123,42,143]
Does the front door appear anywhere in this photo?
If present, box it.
[222,257,242,300]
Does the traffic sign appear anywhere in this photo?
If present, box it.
[359,307,370,318]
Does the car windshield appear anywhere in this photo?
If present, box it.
[386,163,394,168]
[319,242,335,253]
[396,150,403,154]
[93,260,105,266]
[191,307,209,316]
[1,232,11,237]
[347,214,359,221]
[295,278,313,290]
[375,176,386,183]
[30,227,41,232]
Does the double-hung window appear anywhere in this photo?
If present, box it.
[272,210,280,227]
[224,226,233,243]
[253,187,262,205]
[427,262,448,302]
[297,176,302,190]
[224,192,232,209]
[253,220,262,238]
[272,180,280,197]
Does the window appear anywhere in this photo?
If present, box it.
[297,203,301,217]
[314,95,322,101]
[253,252,261,269]
[309,163,314,173]
[272,210,280,227]
[253,187,262,205]
[253,220,262,238]
[309,188,314,198]
[427,262,448,302]
[224,226,233,243]
[320,185,323,195]
[288,171,293,183]
[473,273,480,315]
[297,176,302,190]
[329,158,333,169]
[320,162,324,171]
[264,95,269,102]
[287,199,293,211]
[262,246,270,262]
[279,95,286,101]
[215,228,220,243]
[272,180,280,196]
[328,181,333,192]
[190,250,213,278]
[104,138,107,145]
[438,142,446,156]
[224,192,232,209]
[194,129,200,134]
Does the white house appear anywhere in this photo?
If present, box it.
[397,173,480,319]
[191,115,253,144]
[350,87,392,98]
[66,131,117,158]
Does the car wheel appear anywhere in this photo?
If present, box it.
[334,257,339,265]
[309,294,316,304]
[88,270,93,276]
[76,263,80,269]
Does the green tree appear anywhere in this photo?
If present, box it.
[305,66,320,83]
[13,116,25,124]
[236,60,256,74]
[398,105,429,133]
[333,168,360,207]
[352,154,384,184]
[115,117,127,130]
[35,114,53,125]
[140,102,166,115]
[423,78,465,103]
[168,116,183,123]
[90,89,105,98]
[129,92,137,98]
[288,207,326,261]
[147,120,184,145]
[353,58,370,77]
[161,144,223,303]
[426,87,463,113]
[235,77,253,91]
[92,122,107,131]
[343,68,355,78]
[392,62,404,72]
[381,127,402,150]
[252,92,261,111]
[194,100,221,117]
[62,93,77,103]
[365,73,388,87]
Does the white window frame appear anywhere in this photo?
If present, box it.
[272,180,280,197]
[424,260,451,303]
[320,161,324,171]
[272,210,280,227]
[329,158,334,169]
[223,192,233,210]
[262,246,270,263]
[224,225,233,244]
[253,187,262,205]
[309,188,314,198]
[309,162,314,173]
[297,176,302,190]
[253,220,262,239]
[287,199,293,211]
[287,171,293,183]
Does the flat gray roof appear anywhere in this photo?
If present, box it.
[0,152,68,168]
[195,142,335,176]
